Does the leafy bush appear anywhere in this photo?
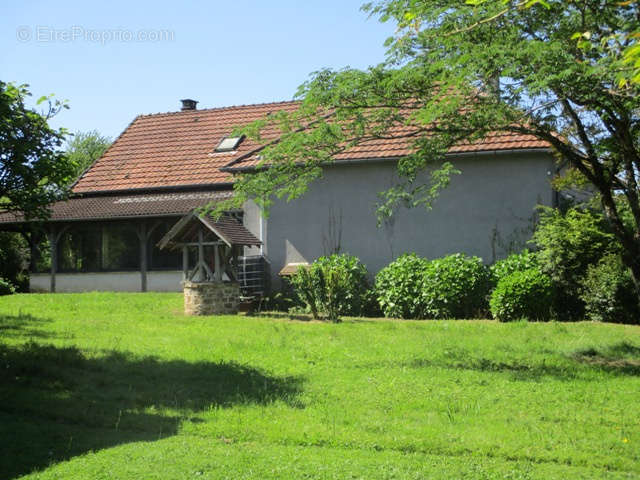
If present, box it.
[375,253,429,319]
[0,277,16,296]
[490,249,538,285]
[531,206,616,320]
[375,253,491,319]
[580,254,640,324]
[289,254,373,321]
[0,232,30,292]
[490,268,553,322]
[420,254,492,319]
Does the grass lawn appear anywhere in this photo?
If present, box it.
[0,293,639,479]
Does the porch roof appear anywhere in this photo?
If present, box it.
[158,212,261,249]
[0,190,233,224]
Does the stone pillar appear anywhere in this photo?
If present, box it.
[182,281,240,315]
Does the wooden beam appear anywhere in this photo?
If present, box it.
[214,244,222,281]
[139,222,148,292]
[170,241,225,247]
[47,224,69,293]
[48,228,57,293]
[182,245,189,281]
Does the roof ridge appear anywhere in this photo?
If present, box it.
[138,99,301,118]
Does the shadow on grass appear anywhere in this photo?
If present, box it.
[572,341,640,375]
[0,313,55,339]
[254,311,314,322]
[0,340,303,479]
[408,356,582,381]
[406,341,640,381]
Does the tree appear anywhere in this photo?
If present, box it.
[66,130,111,184]
[213,0,640,302]
[0,81,74,220]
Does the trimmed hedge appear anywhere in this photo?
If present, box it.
[375,253,491,319]
[375,253,430,319]
[489,268,553,322]
[420,254,492,319]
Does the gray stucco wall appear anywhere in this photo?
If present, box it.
[244,151,555,288]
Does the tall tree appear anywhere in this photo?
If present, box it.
[214,0,640,299]
[0,81,74,219]
[66,130,111,183]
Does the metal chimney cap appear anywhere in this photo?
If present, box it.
[180,99,198,111]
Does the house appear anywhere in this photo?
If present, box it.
[0,99,554,293]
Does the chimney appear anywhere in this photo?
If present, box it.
[180,99,198,111]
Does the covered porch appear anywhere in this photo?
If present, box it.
[0,189,267,294]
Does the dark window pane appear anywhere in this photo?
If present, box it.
[148,219,181,270]
[58,226,101,272]
[101,224,139,270]
[56,222,140,272]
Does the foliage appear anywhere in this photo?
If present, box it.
[289,266,320,319]
[0,81,74,219]
[581,253,640,325]
[490,268,553,322]
[289,254,373,321]
[0,231,29,292]
[489,249,538,285]
[531,206,616,320]
[1,292,640,479]
[375,253,429,319]
[420,254,492,319]
[66,130,112,183]
[375,253,491,319]
[209,0,640,305]
[0,277,15,295]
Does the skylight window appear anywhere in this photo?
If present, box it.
[215,135,244,152]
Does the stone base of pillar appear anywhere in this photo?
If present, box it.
[183,281,240,315]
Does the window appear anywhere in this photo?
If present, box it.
[57,226,101,272]
[214,135,244,152]
[101,224,139,270]
[56,222,140,272]
[148,220,181,270]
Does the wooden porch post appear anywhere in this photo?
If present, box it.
[48,227,57,293]
[182,246,189,281]
[196,227,205,282]
[214,244,222,282]
[139,222,148,292]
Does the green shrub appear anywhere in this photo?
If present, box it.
[420,254,492,319]
[290,254,373,321]
[580,254,640,324]
[375,253,491,319]
[0,232,30,292]
[375,253,429,319]
[490,249,538,285]
[490,268,553,322]
[0,277,16,296]
[531,206,616,320]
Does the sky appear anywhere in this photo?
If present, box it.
[1,1,395,140]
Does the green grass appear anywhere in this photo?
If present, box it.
[1,292,639,479]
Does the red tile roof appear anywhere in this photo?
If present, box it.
[226,128,551,171]
[0,190,233,224]
[72,101,300,194]
[73,100,551,194]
